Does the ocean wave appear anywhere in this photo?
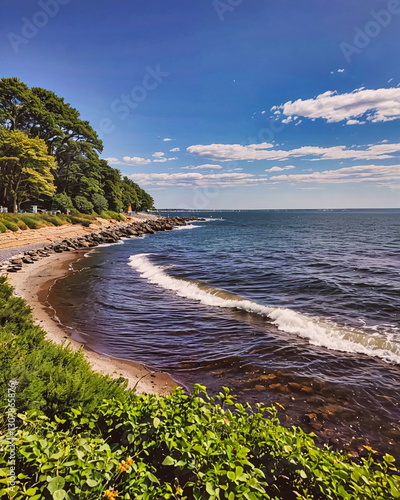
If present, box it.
[128,253,400,364]
[196,218,225,222]
[173,224,202,230]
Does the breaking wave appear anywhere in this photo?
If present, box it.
[128,253,400,364]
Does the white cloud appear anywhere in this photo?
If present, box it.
[338,69,345,73]
[270,164,400,184]
[127,171,265,188]
[187,142,400,162]
[170,147,180,152]
[152,151,165,158]
[105,156,151,166]
[273,87,400,124]
[181,164,223,170]
[346,119,366,125]
[153,156,178,163]
[265,165,296,172]
[163,138,173,141]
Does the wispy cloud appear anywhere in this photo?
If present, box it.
[105,156,151,166]
[187,142,400,162]
[152,151,165,158]
[170,147,180,152]
[271,87,400,124]
[153,156,178,163]
[127,171,264,188]
[269,164,400,184]
[181,164,223,170]
[163,137,173,141]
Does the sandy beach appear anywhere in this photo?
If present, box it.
[1,218,179,395]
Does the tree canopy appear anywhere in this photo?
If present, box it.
[0,77,154,212]
[0,129,56,212]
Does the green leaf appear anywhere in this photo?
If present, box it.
[162,456,175,466]
[298,470,307,479]
[206,482,215,495]
[146,472,159,483]
[25,488,38,496]
[86,479,98,487]
[48,477,65,494]
[153,417,161,428]
[53,490,67,500]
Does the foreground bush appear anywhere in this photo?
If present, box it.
[0,277,131,419]
[0,387,399,499]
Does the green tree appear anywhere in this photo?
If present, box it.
[91,192,108,213]
[0,77,43,132]
[52,193,73,213]
[0,78,155,214]
[0,129,56,212]
[73,195,94,214]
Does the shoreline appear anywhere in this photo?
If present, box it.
[6,249,179,395]
[1,216,188,395]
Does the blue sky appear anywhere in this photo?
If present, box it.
[1,0,399,209]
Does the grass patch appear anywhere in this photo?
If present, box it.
[99,210,126,221]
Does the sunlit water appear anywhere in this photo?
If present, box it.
[49,210,400,457]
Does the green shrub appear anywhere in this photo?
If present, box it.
[92,193,109,213]
[73,196,94,214]
[38,214,64,226]
[0,277,131,419]
[13,214,40,229]
[52,193,74,212]
[0,222,6,233]
[1,219,19,231]
[15,219,28,230]
[68,216,92,227]
[1,387,399,500]
[99,210,125,221]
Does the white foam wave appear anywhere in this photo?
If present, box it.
[173,224,202,230]
[196,218,225,222]
[128,254,400,364]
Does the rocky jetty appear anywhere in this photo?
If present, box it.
[0,217,191,274]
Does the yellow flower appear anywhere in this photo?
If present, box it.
[103,490,119,499]
[118,457,134,472]
[363,445,378,454]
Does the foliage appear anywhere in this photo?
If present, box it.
[91,193,108,213]
[0,277,132,421]
[0,78,155,213]
[0,211,126,234]
[0,219,19,232]
[99,210,126,221]
[73,196,94,214]
[52,193,73,212]
[0,129,56,212]
[0,387,399,500]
